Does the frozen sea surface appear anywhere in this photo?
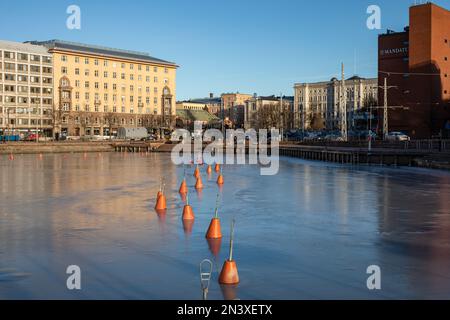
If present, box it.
[0,152,449,299]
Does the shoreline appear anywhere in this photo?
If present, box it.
[1,141,449,171]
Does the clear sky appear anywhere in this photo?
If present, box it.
[1,0,450,100]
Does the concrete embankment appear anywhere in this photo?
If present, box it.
[0,142,115,154]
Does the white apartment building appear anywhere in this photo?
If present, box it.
[0,40,54,137]
[293,76,377,130]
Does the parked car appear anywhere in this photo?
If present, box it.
[386,132,410,142]
[23,133,39,141]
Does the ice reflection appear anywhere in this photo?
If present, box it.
[0,153,449,299]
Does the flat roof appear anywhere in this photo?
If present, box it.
[0,39,51,55]
[26,39,177,67]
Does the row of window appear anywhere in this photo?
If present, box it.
[1,73,52,84]
[0,63,52,73]
[70,92,159,104]
[63,116,157,126]
[63,67,167,83]
[65,104,158,114]
[1,85,52,94]
[0,51,52,63]
[61,55,169,73]
[71,80,163,94]
[1,96,52,104]
[0,119,53,126]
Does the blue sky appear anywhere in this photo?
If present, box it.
[1,0,450,100]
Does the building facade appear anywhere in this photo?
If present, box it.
[0,40,54,137]
[244,95,294,130]
[294,76,377,131]
[28,40,177,137]
[221,92,253,128]
[176,101,206,111]
[188,93,222,115]
[378,3,450,138]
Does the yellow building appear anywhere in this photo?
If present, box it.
[29,40,177,137]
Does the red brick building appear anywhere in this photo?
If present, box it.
[378,3,450,138]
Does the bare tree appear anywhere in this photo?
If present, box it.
[103,112,117,140]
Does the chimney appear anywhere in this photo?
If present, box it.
[209,93,213,98]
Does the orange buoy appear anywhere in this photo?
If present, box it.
[157,191,162,200]
[195,176,204,190]
[179,178,188,194]
[219,219,239,285]
[217,174,224,185]
[206,195,223,239]
[206,218,222,239]
[215,163,220,172]
[206,165,212,175]
[194,165,200,179]
[155,193,167,210]
[182,195,195,221]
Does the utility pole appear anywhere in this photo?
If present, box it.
[340,63,348,141]
[280,93,283,141]
[383,77,388,140]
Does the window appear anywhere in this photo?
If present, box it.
[138,65,142,71]
[104,94,108,101]
[85,58,89,64]
[104,60,108,67]
[85,69,90,76]
[94,59,99,66]
[85,93,90,100]
[130,64,134,70]
[75,92,80,99]
[85,81,90,88]
[95,82,99,89]
[154,76,158,83]
[113,84,117,90]
[130,74,134,80]
[61,55,67,62]
[4,51,15,59]
[61,66,68,74]
[130,85,134,91]
[43,56,52,64]
[146,76,150,82]
[113,72,117,79]
[121,63,125,68]
[164,67,168,73]
[75,57,80,63]
[121,73,125,80]
[104,71,108,78]
[75,80,80,87]
[95,70,99,77]
[153,66,157,72]
[75,68,80,75]
[18,53,28,61]
[104,83,108,90]
[146,66,150,72]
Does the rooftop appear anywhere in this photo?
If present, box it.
[26,39,177,67]
[176,109,220,123]
[0,39,51,55]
